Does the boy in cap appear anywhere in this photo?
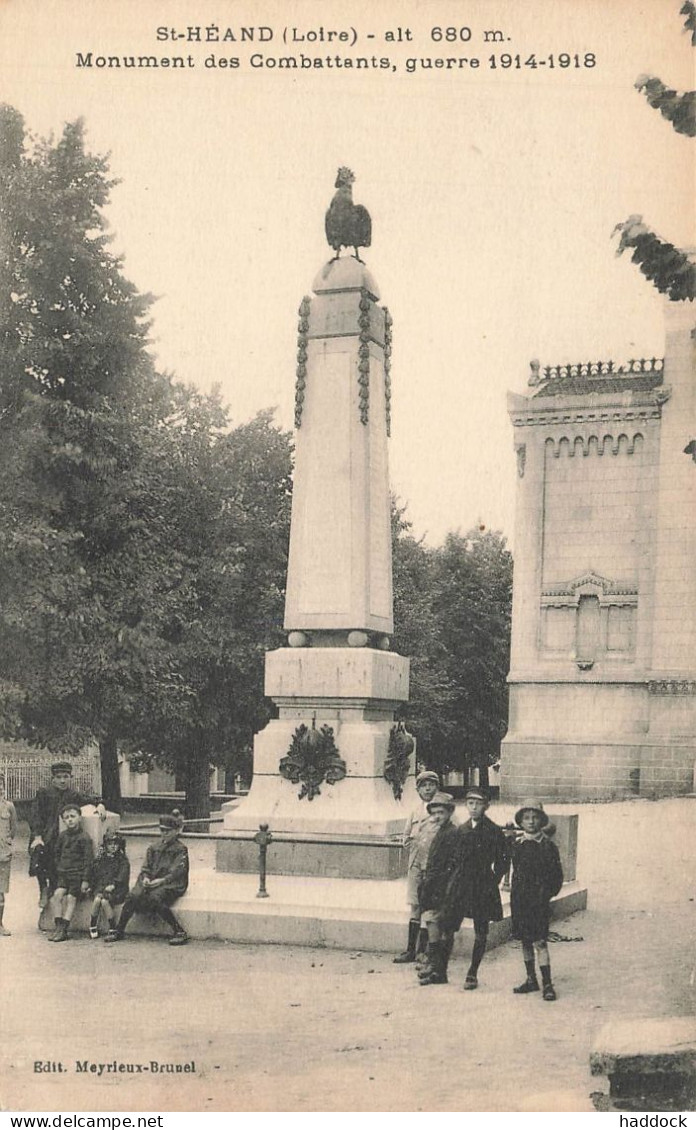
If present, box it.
[394,770,440,963]
[509,799,563,1001]
[29,761,105,908]
[418,791,459,985]
[440,786,509,990]
[106,810,189,945]
[48,801,94,942]
[0,775,17,936]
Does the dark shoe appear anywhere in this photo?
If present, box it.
[104,929,123,943]
[542,983,557,1001]
[54,922,70,942]
[463,974,478,990]
[169,931,188,946]
[420,969,448,985]
[393,920,419,964]
[513,977,540,994]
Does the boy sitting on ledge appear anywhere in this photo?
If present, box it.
[106,810,189,946]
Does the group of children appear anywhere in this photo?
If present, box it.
[0,763,190,946]
[397,771,564,1000]
[48,801,190,945]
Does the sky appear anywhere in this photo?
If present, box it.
[1,0,693,547]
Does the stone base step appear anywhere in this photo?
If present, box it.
[39,872,587,953]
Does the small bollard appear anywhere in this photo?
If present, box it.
[254,823,272,898]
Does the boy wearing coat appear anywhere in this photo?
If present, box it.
[394,770,440,963]
[509,798,564,1001]
[417,792,459,985]
[440,786,509,990]
[106,810,189,946]
[48,801,94,942]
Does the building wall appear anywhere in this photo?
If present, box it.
[502,299,696,801]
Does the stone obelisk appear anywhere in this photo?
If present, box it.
[217,171,411,879]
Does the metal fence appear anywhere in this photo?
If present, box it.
[0,753,101,800]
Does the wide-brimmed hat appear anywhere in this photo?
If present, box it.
[514,798,549,828]
[51,762,73,775]
[427,791,456,813]
[464,786,489,803]
[415,770,439,787]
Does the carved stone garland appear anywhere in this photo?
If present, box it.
[383,306,393,437]
[383,722,415,800]
[294,296,311,428]
[279,721,347,801]
[357,288,371,425]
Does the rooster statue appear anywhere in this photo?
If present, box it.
[325,167,372,262]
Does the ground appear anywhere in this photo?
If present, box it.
[0,798,694,1113]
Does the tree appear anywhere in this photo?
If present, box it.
[613,5,695,299]
[127,410,293,820]
[0,105,179,807]
[391,507,513,781]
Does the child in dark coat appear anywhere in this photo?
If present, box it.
[509,799,564,1001]
[440,786,509,990]
[418,792,459,985]
[88,831,130,939]
[106,810,189,946]
[48,801,94,942]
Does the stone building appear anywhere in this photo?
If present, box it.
[501,300,695,800]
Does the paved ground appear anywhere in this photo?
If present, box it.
[1,798,694,1113]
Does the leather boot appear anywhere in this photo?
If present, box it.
[415,928,429,965]
[47,917,64,942]
[420,941,448,985]
[54,919,70,942]
[393,919,420,964]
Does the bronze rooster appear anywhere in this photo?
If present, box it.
[325,167,372,262]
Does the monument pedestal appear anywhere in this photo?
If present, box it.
[216,647,412,878]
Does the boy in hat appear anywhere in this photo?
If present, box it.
[88,831,130,939]
[440,786,509,990]
[418,791,459,985]
[0,775,17,936]
[106,810,189,946]
[509,799,564,1001]
[48,801,94,942]
[394,770,440,963]
[29,761,105,907]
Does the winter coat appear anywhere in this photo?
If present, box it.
[440,815,509,931]
[90,852,131,903]
[131,836,189,905]
[0,798,17,863]
[510,835,564,942]
[54,827,94,882]
[419,821,460,914]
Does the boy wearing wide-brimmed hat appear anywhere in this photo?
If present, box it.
[439,786,509,991]
[418,791,459,985]
[509,799,563,1001]
[394,770,440,964]
[106,810,189,946]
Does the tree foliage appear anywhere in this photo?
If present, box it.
[613,9,695,299]
[392,506,513,776]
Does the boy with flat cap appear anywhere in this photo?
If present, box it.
[418,791,459,985]
[29,761,105,908]
[394,770,440,964]
[440,786,509,990]
[106,809,189,946]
